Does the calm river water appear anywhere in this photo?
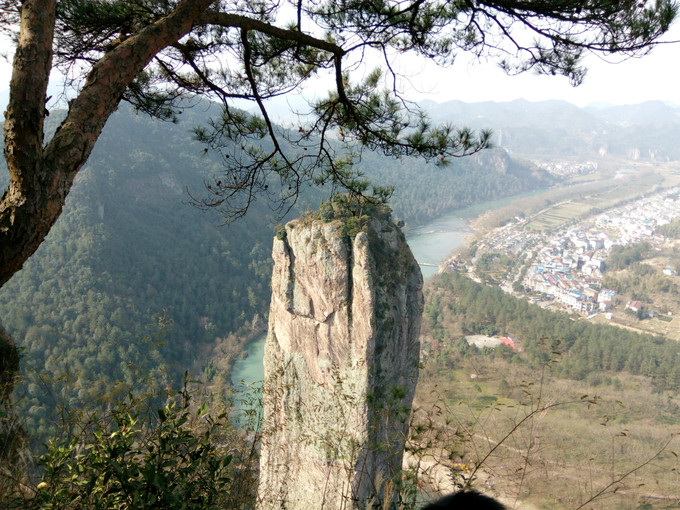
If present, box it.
[230,191,541,387]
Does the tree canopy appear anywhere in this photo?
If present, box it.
[0,0,677,289]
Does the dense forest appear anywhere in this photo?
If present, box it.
[0,107,277,440]
[0,104,553,442]
[423,272,680,390]
[365,148,555,226]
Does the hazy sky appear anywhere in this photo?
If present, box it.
[0,21,678,108]
[389,21,680,107]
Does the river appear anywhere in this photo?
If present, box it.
[404,190,543,277]
[406,213,471,278]
[230,191,542,387]
[230,331,266,390]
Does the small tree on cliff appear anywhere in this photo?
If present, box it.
[0,0,676,436]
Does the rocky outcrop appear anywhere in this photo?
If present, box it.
[258,204,423,509]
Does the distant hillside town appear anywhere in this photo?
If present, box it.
[450,187,680,316]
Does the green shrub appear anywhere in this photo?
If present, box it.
[275,224,286,240]
[4,378,258,510]
[343,216,363,238]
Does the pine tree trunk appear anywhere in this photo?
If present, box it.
[0,0,214,287]
[0,0,56,287]
[0,0,213,464]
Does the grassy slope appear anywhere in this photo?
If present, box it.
[415,356,680,509]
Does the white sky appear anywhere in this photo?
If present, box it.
[0,21,678,108]
[388,21,680,107]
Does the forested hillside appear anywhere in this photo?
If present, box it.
[369,147,554,225]
[423,272,680,389]
[0,104,551,440]
[0,107,279,439]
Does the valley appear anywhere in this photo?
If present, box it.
[444,160,680,341]
[4,98,680,508]
[411,160,680,508]
[224,158,680,508]
[3,3,680,508]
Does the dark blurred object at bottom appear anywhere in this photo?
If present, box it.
[422,490,505,509]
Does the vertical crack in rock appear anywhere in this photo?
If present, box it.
[346,234,354,325]
[284,232,295,312]
[258,205,423,509]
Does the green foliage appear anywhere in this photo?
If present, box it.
[3,378,259,510]
[318,200,335,222]
[475,251,514,285]
[603,263,678,299]
[655,216,680,239]
[0,107,276,447]
[343,216,364,238]
[424,272,680,390]
[275,223,286,240]
[305,194,395,238]
[606,242,651,270]
[329,193,393,223]
[603,243,680,307]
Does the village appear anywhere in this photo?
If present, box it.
[447,187,680,318]
[532,159,599,177]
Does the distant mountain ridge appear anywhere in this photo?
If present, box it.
[2,89,677,161]
[420,98,680,161]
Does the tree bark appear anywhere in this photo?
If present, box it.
[0,0,56,287]
[0,0,214,287]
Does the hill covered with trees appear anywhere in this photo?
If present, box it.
[0,107,277,439]
[423,272,680,390]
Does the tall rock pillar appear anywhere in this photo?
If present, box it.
[258,201,423,509]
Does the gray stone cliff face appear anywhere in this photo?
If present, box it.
[258,213,423,509]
